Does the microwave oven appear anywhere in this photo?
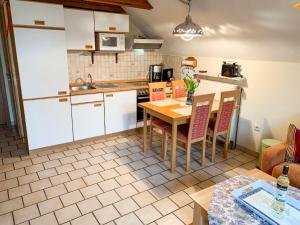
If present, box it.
[96,33,125,51]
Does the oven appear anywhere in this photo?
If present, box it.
[137,89,150,121]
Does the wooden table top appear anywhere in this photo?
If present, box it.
[190,169,276,211]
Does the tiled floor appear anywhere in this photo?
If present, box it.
[0,128,257,225]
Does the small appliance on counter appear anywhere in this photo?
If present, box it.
[162,68,174,82]
[221,61,242,78]
[149,64,163,82]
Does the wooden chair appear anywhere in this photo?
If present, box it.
[163,93,215,171]
[171,80,186,99]
[148,82,170,148]
[208,89,240,162]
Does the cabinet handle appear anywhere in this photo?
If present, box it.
[58,91,67,95]
[94,103,102,107]
[34,20,45,25]
[59,98,68,102]
[85,45,93,49]
[108,26,117,31]
[106,94,113,97]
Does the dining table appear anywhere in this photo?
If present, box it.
[138,97,239,172]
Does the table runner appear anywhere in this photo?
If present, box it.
[208,175,300,225]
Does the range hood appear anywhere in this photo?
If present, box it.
[131,38,164,49]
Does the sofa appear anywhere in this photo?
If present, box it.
[261,143,300,188]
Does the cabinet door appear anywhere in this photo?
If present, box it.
[10,0,65,28]
[104,90,136,134]
[64,9,95,50]
[14,28,69,99]
[23,97,73,150]
[94,12,129,33]
[72,102,105,141]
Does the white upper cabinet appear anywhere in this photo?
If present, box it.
[14,28,69,99]
[94,12,129,33]
[64,9,95,50]
[10,0,65,28]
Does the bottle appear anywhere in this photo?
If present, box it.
[272,165,290,214]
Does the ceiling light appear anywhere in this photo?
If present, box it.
[173,0,203,41]
[294,2,300,10]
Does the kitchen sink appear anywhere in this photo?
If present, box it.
[70,85,89,91]
[96,84,118,89]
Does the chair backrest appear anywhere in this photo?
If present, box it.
[148,82,167,101]
[215,89,240,134]
[188,93,215,142]
[171,80,186,99]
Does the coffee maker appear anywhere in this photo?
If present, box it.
[149,65,163,82]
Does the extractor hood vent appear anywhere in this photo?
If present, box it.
[131,38,164,49]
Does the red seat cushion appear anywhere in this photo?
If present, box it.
[165,124,189,142]
[152,118,170,130]
[295,128,300,162]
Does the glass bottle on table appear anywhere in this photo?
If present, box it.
[272,165,290,214]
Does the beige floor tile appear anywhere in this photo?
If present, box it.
[30,212,58,225]
[0,190,8,203]
[153,197,179,215]
[115,156,132,166]
[6,168,25,179]
[89,149,105,157]
[85,164,103,175]
[164,179,187,193]
[169,191,193,207]
[56,164,75,174]
[156,213,184,225]
[161,170,182,180]
[97,190,121,206]
[115,213,143,225]
[0,213,14,225]
[147,174,168,186]
[82,174,103,186]
[25,164,44,174]
[50,173,70,186]
[203,166,223,176]
[198,180,215,189]
[38,197,63,215]
[60,190,84,206]
[43,160,61,169]
[45,184,67,199]
[23,190,46,206]
[72,160,90,170]
[149,185,172,200]
[80,184,102,199]
[55,204,81,224]
[129,160,147,170]
[132,191,157,207]
[0,164,14,173]
[8,184,31,199]
[211,174,228,183]
[88,155,105,165]
[68,169,88,180]
[38,168,57,180]
[115,184,138,199]
[135,205,162,224]
[30,178,52,192]
[100,160,118,170]
[77,197,101,215]
[14,160,32,170]
[114,198,139,215]
[130,169,151,180]
[215,162,234,172]
[48,152,65,160]
[78,146,93,153]
[0,173,4,181]
[94,205,120,224]
[191,170,212,181]
[60,156,77,165]
[18,173,39,185]
[174,205,193,224]
[115,173,136,186]
[224,158,243,167]
[178,174,199,187]
[98,179,120,192]
[184,185,202,195]
[115,164,134,175]
[132,179,154,192]
[0,197,23,214]
[100,168,119,180]
[32,156,49,165]
[75,153,91,161]
[13,204,40,224]
[71,213,98,225]
[0,179,18,192]
[65,178,86,192]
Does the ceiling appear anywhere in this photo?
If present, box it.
[125,0,300,62]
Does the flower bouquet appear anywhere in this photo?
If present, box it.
[183,74,201,105]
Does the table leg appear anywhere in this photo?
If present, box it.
[192,203,207,225]
[143,109,148,152]
[170,120,177,172]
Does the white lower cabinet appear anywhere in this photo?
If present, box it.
[104,90,137,134]
[71,94,105,141]
[23,97,73,150]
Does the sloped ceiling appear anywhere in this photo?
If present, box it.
[125,0,300,62]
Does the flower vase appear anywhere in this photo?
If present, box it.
[186,90,194,105]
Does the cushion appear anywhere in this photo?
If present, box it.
[165,124,189,142]
[272,162,300,188]
[294,128,300,162]
[152,118,170,129]
[285,124,299,163]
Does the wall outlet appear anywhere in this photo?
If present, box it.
[254,124,261,132]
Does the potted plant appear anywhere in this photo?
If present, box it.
[183,74,201,105]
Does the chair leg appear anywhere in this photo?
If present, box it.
[162,132,168,160]
[149,124,153,148]
[201,140,206,168]
[211,135,217,163]
[224,133,230,159]
[186,143,191,172]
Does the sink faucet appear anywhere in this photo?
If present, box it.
[87,73,95,87]
[75,77,86,84]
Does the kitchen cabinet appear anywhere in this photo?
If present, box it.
[64,9,95,50]
[94,12,129,33]
[104,90,137,134]
[10,0,65,28]
[71,94,105,141]
[13,27,69,99]
[23,97,73,150]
